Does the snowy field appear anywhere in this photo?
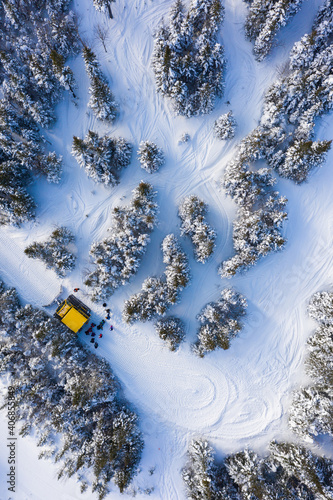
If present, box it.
[0,0,332,498]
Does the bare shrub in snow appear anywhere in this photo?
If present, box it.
[213,111,236,140]
[178,195,216,263]
[137,141,165,173]
[193,288,247,357]
[24,226,76,277]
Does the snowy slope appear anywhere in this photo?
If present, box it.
[0,0,332,498]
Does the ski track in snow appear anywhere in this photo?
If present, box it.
[0,0,332,499]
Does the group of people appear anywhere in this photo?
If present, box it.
[74,290,114,349]
[84,303,114,349]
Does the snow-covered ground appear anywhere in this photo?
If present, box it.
[0,0,332,498]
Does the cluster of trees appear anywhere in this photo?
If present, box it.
[0,0,80,225]
[193,288,247,357]
[221,129,287,277]
[213,111,236,140]
[83,46,117,122]
[24,227,76,277]
[152,0,225,116]
[154,316,185,351]
[0,279,143,499]
[178,195,216,263]
[221,2,333,278]
[289,291,333,442]
[244,0,304,61]
[123,234,190,323]
[85,182,158,301]
[183,438,333,499]
[137,141,165,173]
[260,0,333,183]
[72,130,132,185]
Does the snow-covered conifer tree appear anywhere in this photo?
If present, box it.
[152,0,225,116]
[214,111,236,140]
[72,131,132,185]
[137,141,165,173]
[154,316,185,351]
[178,195,216,263]
[123,234,190,323]
[24,226,76,277]
[85,182,158,301]
[193,288,247,356]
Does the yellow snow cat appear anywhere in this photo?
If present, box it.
[54,294,91,333]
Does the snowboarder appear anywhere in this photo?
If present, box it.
[110,325,113,331]
[91,332,96,337]
[105,314,111,320]
[94,342,98,348]
[90,338,94,343]
[85,330,89,335]
[91,323,96,327]
[106,309,111,313]
[74,288,80,292]
[99,333,103,338]
[103,303,107,307]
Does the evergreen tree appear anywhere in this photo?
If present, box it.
[213,111,236,140]
[24,226,76,277]
[154,316,185,351]
[178,195,216,263]
[72,131,132,185]
[85,182,158,301]
[193,288,247,357]
[137,141,165,173]
[182,439,219,499]
[152,0,225,116]
[123,234,190,324]
[83,46,118,123]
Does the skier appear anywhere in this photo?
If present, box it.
[110,325,113,331]
[94,342,98,349]
[102,303,107,307]
[73,288,80,292]
[91,332,96,337]
[90,338,94,343]
[99,333,103,338]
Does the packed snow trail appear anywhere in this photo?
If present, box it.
[0,0,332,499]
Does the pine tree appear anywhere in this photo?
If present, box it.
[182,439,219,500]
[123,234,190,323]
[152,0,225,116]
[24,226,76,277]
[178,195,216,263]
[154,316,185,351]
[193,288,247,356]
[85,182,158,301]
[213,111,236,140]
[72,131,132,185]
[137,141,165,173]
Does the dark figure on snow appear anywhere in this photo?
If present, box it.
[94,342,98,348]
[91,332,96,337]
[99,333,103,338]
[74,288,80,292]
[110,325,113,331]
[90,338,94,343]
[103,303,107,307]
